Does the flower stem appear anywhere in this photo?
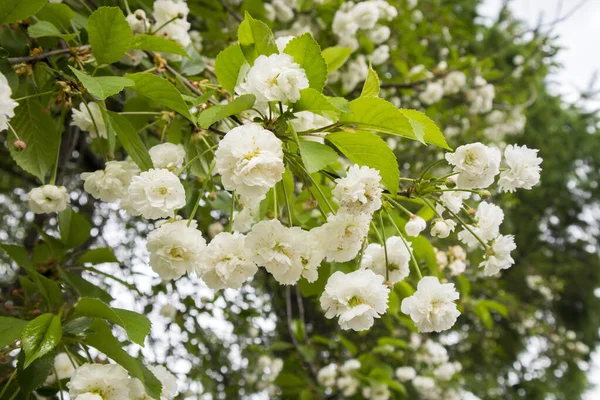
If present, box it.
[436,199,491,250]
[14,90,55,102]
[150,16,180,35]
[273,186,278,220]
[379,212,390,282]
[386,210,422,279]
[229,191,236,232]
[6,122,21,141]
[280,181,293,227]
[187,166,215,227]
[0,369,17,398]
[384,194,413,217]
[418,158,445,183]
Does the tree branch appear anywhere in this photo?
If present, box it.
[8,45,91,65]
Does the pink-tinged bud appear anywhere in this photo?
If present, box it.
[13,140,26,151]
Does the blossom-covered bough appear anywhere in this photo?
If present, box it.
[0,0,549,398]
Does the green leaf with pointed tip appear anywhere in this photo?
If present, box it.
[214,44,246,94]
[180,45,205,75]
[326,131,399,192]
[27,21,77,41]
[18,350,55,393]
[339,98,431,145]
[284,33,328,92]
[361,64,380,98]
[108,112,154,171]
[238,11,277,64]
[59,269,113,303]
[7,100,60,182]
[293,88,340,121]
[78,248,119,265]
[73,297,151,346]
[125,72,192,120]
[21,313,62,368]
[130,34,189,58]
[398,109,451,150]
[35,3,74,30]
[84,319,162,399]
[321,46,352,73]
[298,140,339,173]
[69,67,134,100]
[197,94,255,128]
[0,317,28,350]
[58,208,91,249]
[0,0,47,24]
[87,7,132,65]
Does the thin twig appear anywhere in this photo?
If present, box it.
[8,45,90,64]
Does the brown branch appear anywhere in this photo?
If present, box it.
[8,45,91,65]
[285,286,318,380]
[218,0,243,22]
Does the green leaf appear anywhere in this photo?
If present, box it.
[73,297,151,346]
[108,112,154,171]
[474,301,493,329]
[18,350,55,393]
[69,66,134,100]
[1,244,64,311]
[270,341,294,351]
[87,6,132,65]
[326,131,399,192]
[197,94,255,128]
[408,236,440,277]
[480,300,508,318]
[338,98,417,144]
[377,337,407,348]
[59,269,113,303]
[21,313,62,368]
[7,100,60,182]
[0,316,28,349]
[180,45,205,76]
[327,96,351,113]
[59,208,91,248]
[360,64,380,98]
[237,11,278,64]
[321,46,352,73]
[398,109,451,150]
[293,88,340,121]
[35,3,74,30]
[84,319,162,399]
[214,44,246,94]
[78,248,119,265]
[125,72,192,120]
[385,379,407,395]
[298,140,338,173]
[284,33,328,92]
[130,34,189,58]
[27,21,77,41]
[0,0,47,24]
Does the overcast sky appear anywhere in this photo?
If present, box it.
[480,0,600,105]
[479,1,600,397]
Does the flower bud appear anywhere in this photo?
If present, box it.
[13,139,26,151]
[478,190,492,199]
[444,178,456,188]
